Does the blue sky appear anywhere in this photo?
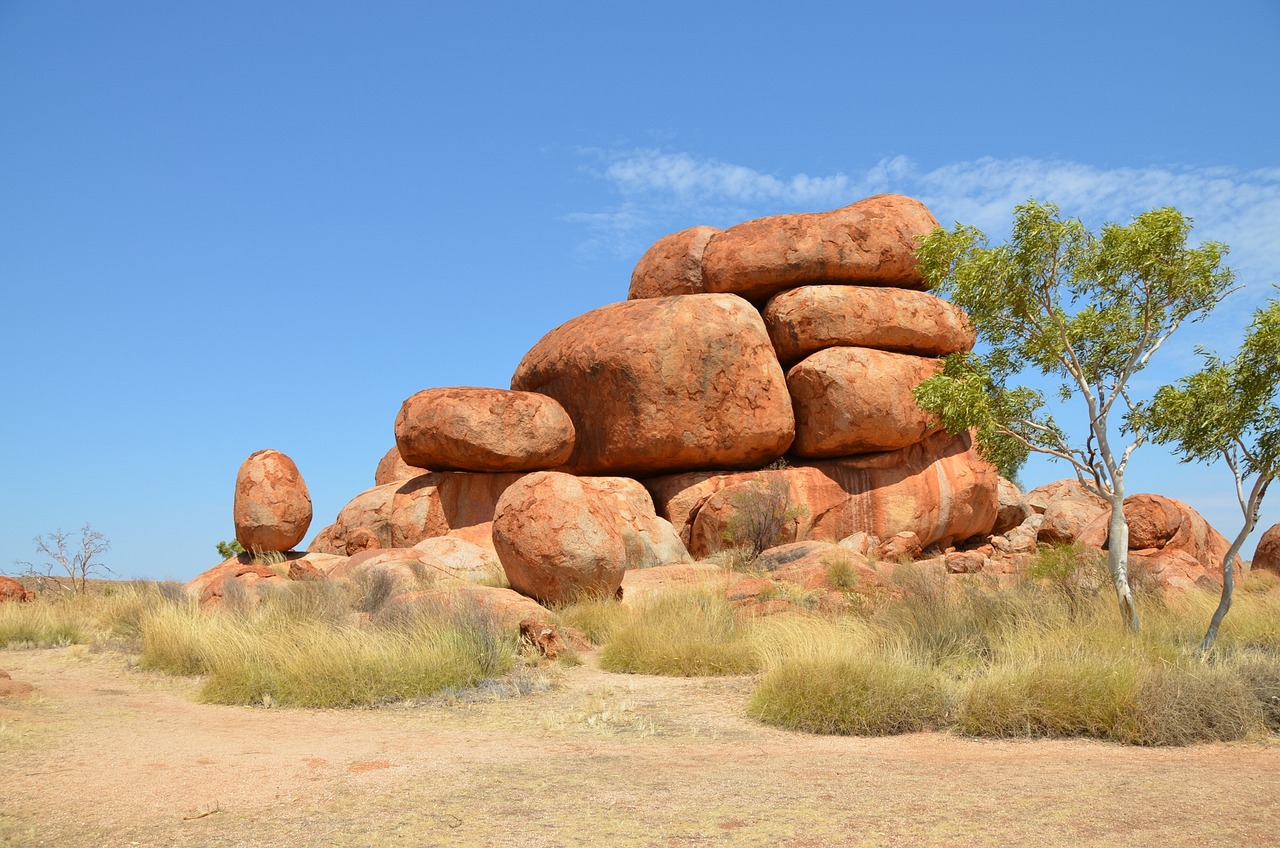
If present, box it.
[2,1,1278,582]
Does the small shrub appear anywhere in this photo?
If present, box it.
[1229,651,1280,730]
[1240,569,1280,594]
[1122,662,1260,745]
[0,599,88,648]
[956,657,1140,740]
[824,554,858,590]
[1027,543,1106,619]
[350,567,400,615]
[722,475,806,562]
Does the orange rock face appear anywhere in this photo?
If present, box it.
[307,472,525,555]
[699,194,940,302]
[394,387,575,473]
[0,575,33,603]
[628,225,720,299]
[1026,479,1110,544]
[511,294,795,475]
[492,472,629,605]
[647,430,998,558]
[233,449,312,553]
[763,285,975,366]
[1076,493,1241,586]
[374,446,428,486]
[787,346,943,457]
[1252,523,1280,575]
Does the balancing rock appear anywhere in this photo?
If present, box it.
[233,449,312,553]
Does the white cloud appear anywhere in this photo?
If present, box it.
[571,150,1280,306]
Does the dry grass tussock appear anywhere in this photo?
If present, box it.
[6,550,1280,744]
[1,579,520,708]
[748,552,1280,745]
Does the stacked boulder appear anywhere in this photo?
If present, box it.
[620,194,996,555]
[201,194,1004,611]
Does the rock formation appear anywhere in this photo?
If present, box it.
[193,193,1005,612]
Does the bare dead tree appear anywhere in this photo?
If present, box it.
[16,524,114,594]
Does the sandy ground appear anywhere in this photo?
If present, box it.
[1,646,1278,848]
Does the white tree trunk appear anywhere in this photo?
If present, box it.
[1106,492,1140,633]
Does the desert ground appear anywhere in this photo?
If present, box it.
[2,645,1277,848]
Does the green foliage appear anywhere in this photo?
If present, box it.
[1142,297,1280,649]
[216,540,245,559]
[914,200,1236,632]
[914,200,1234,483]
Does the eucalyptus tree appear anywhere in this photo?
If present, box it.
[913,200,1236,632]
[1143,298,1280,650]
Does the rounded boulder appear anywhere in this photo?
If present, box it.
[628,225,720,299]
[762,284,975,366]
[511,294,795,476]
[492,472,628,605]
[395,387,575,473]
[786,346,943,457]
[233,449,312,553]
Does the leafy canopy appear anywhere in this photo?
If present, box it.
[914,200,1235,487]
[1143,298,1280,479]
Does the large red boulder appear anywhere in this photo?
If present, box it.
[992,477,1034,535]
[628,225,720,299]
[699,195,939,302]
[574,476,691,569]
[233,449,312,553]
[511,294,795,476]
[1252,523,1280,575]
[763,285,975,366]
[394,387,575,473]
[647,430,998,558]
[492,472,629,604]
[786,346,943,457]
[307,472,525,556]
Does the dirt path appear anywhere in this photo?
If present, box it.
[1,646,1277,847]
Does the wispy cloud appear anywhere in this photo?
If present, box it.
[569,149,1280,307]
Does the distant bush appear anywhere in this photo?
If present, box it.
[723,476,806,562]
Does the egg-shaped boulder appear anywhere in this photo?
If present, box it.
[233,449,312,552]
[511,294,795,476]
[395,387,575,473]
